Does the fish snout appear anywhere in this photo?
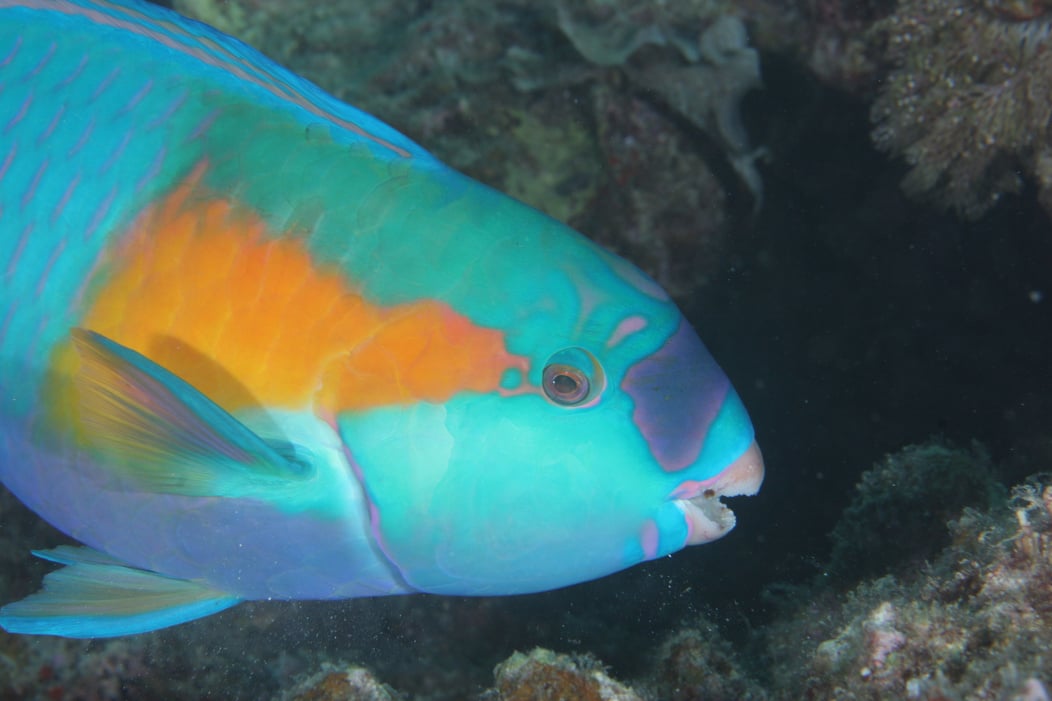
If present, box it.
[678,440,764,544]
[621,318,764,545]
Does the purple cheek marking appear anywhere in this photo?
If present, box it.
[640,520,659,560]
[622,319,729,472]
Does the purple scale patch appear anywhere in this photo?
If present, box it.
[621,320,729,472]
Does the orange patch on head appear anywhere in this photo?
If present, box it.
[74,168,526,413]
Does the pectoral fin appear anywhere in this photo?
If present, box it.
[70,328,308,496]
[0,546,240,638]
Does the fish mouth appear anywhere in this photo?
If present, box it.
[675,441,764,545]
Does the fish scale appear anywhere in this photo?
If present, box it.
[0,0,762,638]
[0,21,189,385]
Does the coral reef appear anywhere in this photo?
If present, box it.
[795,0,892,91]
[765,472,1052,699]
[486,648,642,701]
[0,635,149,700]
[646,625,767,701]
[872,0,1052,219]
[280,663,401,701]
[828,441,1005,580]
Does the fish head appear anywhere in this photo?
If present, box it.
[334,194,763,596]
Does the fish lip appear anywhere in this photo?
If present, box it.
[674,441,764,545]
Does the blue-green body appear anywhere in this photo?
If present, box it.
[0,0,763,637]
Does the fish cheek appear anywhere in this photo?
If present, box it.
[340,394,673,594]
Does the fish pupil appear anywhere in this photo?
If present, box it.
[542,363,590,405]
[553,374,577,394]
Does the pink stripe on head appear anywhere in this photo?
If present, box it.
[607,315,647,349]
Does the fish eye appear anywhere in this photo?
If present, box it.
[543,364,590,405]
[541,347,604,407]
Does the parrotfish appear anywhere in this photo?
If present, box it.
[0,0,764,638]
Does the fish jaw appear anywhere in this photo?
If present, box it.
[674,440,764,545]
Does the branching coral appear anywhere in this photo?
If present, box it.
[872,0,1052,219]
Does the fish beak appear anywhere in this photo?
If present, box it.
[677,441,764,545]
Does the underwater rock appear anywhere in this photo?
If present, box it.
[487,647,643,701]
[281,662,401,701]
[872,0,1052,219]
[648,625,767,701]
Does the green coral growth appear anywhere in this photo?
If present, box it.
[828,441,1005,580]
